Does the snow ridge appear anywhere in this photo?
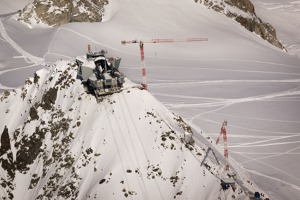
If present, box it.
[0,61,266,199]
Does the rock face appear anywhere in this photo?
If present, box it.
[195,0,286,50]
[18,0,108,26]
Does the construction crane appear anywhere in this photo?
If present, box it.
[216,120,229,172]
[121,38,208,90]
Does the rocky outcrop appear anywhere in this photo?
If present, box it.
[225,0,254,14]
[235,16,284,50]
[195,0,286,50]
[18,0,108,26]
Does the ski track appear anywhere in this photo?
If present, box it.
[165,85,300,109]
[0,16,44,90]
[246,169,300,192]
[236,152,300,188]
[47,27,300,71]
[0,63,40,90]
[189,111,300,194]
[0,19,43,64]
[241,146,300,165]
[170,83,300,193]
[232,151,300,155]
[149,79,300,87]
[199,115,300,136]
[203,109,300,124]
[0,83,13,90]
[46,27,139,57]
[149,65,300,76]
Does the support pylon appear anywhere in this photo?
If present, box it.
[216,120,229,171]
[139,41,148,90]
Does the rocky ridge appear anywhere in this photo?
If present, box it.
[18,0,108,26]
[195,0,286,50]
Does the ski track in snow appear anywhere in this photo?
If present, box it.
[237,150,300,187]
[240,146,300,164]
[185,105,300,191]
[0,15,44,90]
[149,79,300,87]
[46,27,138,57]
[165,86,300,109]
[0,20,43,64]
[156,73,300,193]
[246,169,300,192]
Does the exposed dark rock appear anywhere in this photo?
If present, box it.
[18,0,109,27]
[34,72,40,84]
[235,16,284,49]
[99,179,106,184]
[29,176,41,189]
[0,126,10,157]
[29,106,39,120]
[57,181,78,199]
[0,90,10,102]
[16,127,47,172]
[196,0,286,50]
[41,87,58,110]
[0,126,16,179]
[225,0,254,14]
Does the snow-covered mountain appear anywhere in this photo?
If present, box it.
[17,0,284,50]
[1,0,300,199]
[195,0,285,50]
[251,0,300,56]
[0,60,265,199]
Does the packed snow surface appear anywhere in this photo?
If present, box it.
[0,0,300,199]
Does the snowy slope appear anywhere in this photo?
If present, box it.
[0,0,300,200]
[251,0,300,56]
[0,0,32,14]
[0,61,264,199]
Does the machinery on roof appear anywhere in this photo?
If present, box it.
[76,46,125,100]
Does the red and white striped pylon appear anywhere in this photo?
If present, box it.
[139,41,147,90]
[216,120,229,171]
[121,38,208,90]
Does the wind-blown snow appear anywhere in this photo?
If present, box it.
[0,0,300,199]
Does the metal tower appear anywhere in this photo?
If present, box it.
[216,120,229,171]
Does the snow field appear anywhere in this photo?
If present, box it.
[0,0,299,199]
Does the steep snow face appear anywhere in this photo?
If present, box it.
[0,61,265,199]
